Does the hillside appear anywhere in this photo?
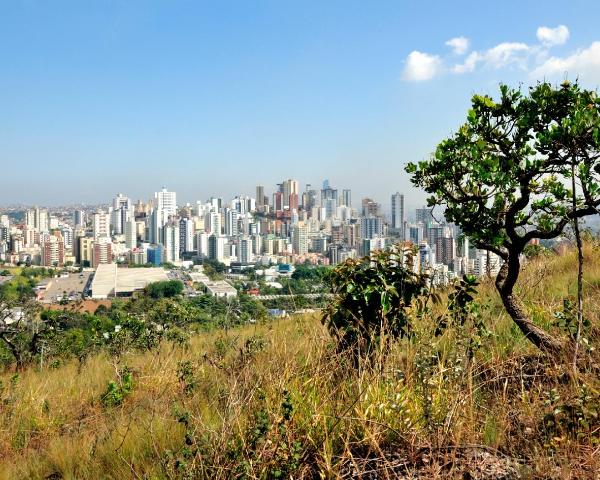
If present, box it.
[0,247,599,479]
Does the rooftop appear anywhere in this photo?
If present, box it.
[91,264,168,299]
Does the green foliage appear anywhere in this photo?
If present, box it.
[101,366,133,407]
[523,243,552,259]
[553,298,592,345]
[542,384,600,450]
[406,81,600,257]
[202,259,227,280]
[323,248,428,364]
[145,280,184,299]
[176,360,197,396]
[406,81,600,352]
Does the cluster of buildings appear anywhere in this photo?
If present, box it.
[0,180,502,284]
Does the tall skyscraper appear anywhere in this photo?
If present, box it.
[256,185,265,211]
[208,234,226,262]
[361,198,380,217]
[155,187,177,218]
[73,210,86,227]
[163,223,180,263]
[360,216,383,239]
[124,218,137,250]
[26,207,49,233]
[282,179,299,209]
[149,187,177,246]
[93,210,110,239]
[391,192,405,237]
[292,223,308,255]
[341,189,352,207]
[179,217,194,253]
[112,193,132,235]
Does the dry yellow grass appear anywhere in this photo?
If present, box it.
[0,245,598,479]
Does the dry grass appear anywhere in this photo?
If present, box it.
[0,246,599,479]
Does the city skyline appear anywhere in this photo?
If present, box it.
[2,2,600,204]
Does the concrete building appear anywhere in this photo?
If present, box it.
[90,263,168,299]
[292,223,308,255]
[179,217,194,254]
[41,234,65,267]
[208,234,226,262]
[92,238,113,268]
[163,223,180,263]
[93,210,110,239]
[124,218,137,250]
[391,192,405,236]
[360,216,383,240]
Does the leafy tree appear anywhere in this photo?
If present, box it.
[145,280,184,299]
[0,295,52,369]
[407,81,600,354]
[202,259,227,280]
[323,248,428,365]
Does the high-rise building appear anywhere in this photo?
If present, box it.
[77,237,94,266]
[206,211,222,235]
[179,217,194,254]
[208,234,226,262]
[155,187,177,218]
[124,218,138,250]
[416,206,435,225]
[340,189,352,207]
[282,179,299,209]
[149,187,177,246]
[73,210,86,227]
[225,209,239,237]
[436,236,456,266]
[26,207,49,233]
[239,237,252,264]
[41,234,65,267]
[92,238,113,268]
[256,185,265,211]
[360,216,383,239]
[93,210,110,239]
[163,223,180,263]
[391,193,405,236]
[111,193,132,235]
[292,223,308,255]
[361,198,380,217]
[196,231,209,259]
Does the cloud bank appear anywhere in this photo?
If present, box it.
[401,25,600,84]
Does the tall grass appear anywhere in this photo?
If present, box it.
[0,246,598,479]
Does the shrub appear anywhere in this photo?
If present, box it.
[322,248,428,366]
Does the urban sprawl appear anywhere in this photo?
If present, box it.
[0,179,504,302]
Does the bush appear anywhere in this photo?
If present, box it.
[322,248,428,365]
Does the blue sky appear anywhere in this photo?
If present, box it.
[2,1,600,209]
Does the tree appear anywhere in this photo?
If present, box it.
[0,296,46,369]
[145,280,184,299]
[407,81,600,354]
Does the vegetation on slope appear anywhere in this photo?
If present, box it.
[0,245,598,479]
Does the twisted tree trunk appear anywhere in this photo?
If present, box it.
[495,258,564,355]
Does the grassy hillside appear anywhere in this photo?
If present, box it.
[0,246,599,479]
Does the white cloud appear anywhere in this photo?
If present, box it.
[402,51,442,81]
[445,36,470,55]
[452,42,530,73]
[452,51,480,73]
[536,25,570,46]
[531,41,600,82]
